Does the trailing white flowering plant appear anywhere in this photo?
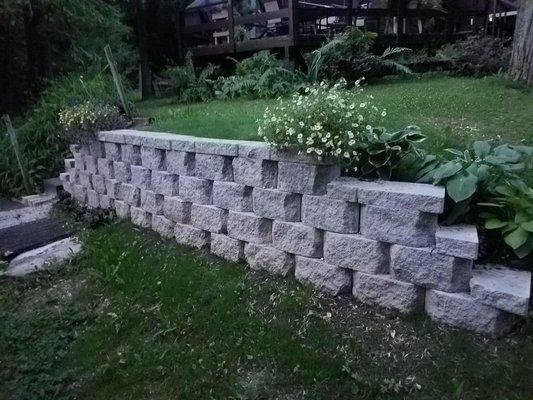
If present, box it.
[257,79,389,172]
[59,101,129,144]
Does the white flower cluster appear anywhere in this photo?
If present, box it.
[59,101,120,133]
[257,79,386,169]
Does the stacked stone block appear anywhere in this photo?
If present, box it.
[60,130,531,337]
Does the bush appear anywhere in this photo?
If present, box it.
[257,80,423,176]
[215,51,304,99]
[0,73,121,196]
[436,35,511,76]
[160,52,219,103]
[59,102,130,144]
[307,27,412,82]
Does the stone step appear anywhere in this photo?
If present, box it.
[5,237,81,277]
[470,265,531,316]
[20,193,57,207]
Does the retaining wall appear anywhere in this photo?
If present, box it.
[60,129,530,337]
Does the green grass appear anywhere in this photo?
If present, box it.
[1,221,532,399]
[137,75,533,153]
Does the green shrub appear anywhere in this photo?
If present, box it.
[307,27,412,82]
[0,73,120,196]
[161,52,219,103]
[215,51,304,99]
[436,35,511,76]
[59,101,130,144]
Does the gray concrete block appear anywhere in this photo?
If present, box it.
[63,182,72,194]
[113,161,131,183]
[151,170,179,196]
[73,153,84,171]
[210,233,244,262]
[353,272,424,314]
[329,179,445,213]
[114,200,130,218]
[122,129,146,146]
[92,175,106,194]
[105,179,121,199]
[121,144,142,165]
[302,195,359,233]
[436,224,478,260]
[64,158,76,170]
[191,204,228,233]
[169,134,196,152]
[142,135,171,150]
[425,289,518,337]
[233,157,277,188]
[89,140,105,157]
[99,194,114,209]
[227,211,272,244]
[360,205,437,248]
[272,221,323,257]
[179,176,212,204]
[97,158,114,178]
[470,265,531,316]
[238,141,272,159]
[131,165,151,190]
[252,188,301,222]
[323,232,389,274]
[140,189,164,215]
[87,189,100,209]
[295,256,351,295]
[326,177,359,202]
[166,150,195,176]
[278,161,340,195]
[195,138,239,156]
[59,172,70,183]
[141,147,165,170]
[212,181,253,212]
[195,153,234,181]
[244,243,294,276]
[84,155,98,174]
[391,245,472,292]
[69,169,79,184]
[79,171,93,189]
[131,206,152,228]
[119,183,141,206]
[102,130,126,144]
[270,148,336,165]
[72,184,87,203]
[104,142,121,161]
[152,215,176,238]
[163,196,191,224]
[79,144,90,155]
[174,223,210,249]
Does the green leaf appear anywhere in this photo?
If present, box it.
[476,164,490,181]
[485,219,508,229]
[521,221,533,233]
[446,173,478,203]
[504,227,529,249]
[433,161,462,183]
[444,148,463,157]
[473,141,491,159]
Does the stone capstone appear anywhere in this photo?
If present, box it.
[436,224,478,260]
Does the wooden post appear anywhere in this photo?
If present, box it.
[228,0,235,53]
[2,114,32,194]
[288,0,299,47]
[104,45,132,118]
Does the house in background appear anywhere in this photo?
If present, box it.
[177,0,517,59]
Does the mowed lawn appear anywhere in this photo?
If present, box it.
[136,76,533,153]
[1,221,532,399]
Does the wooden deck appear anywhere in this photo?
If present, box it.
[177,0,495,59]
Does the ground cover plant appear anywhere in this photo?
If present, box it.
[1,220,532,400]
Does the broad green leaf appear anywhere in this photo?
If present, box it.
[446,173,478,203]
[444,148,463,157]
[476,164,490,181]
[504,227,529,249]
[433,161,462,183]
[485,219,508,229]
[521,221,533,232]
[473,141,491,159]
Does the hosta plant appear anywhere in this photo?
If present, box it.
[479,180,533,258]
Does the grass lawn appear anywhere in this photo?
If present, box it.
[1,220,532,399]
[137,75,533,153]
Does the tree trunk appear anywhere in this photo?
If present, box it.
[508,0,533,86]
[134,0,153,99]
